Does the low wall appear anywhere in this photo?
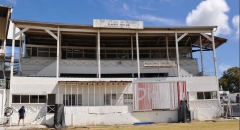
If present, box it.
[11,104,47,125]
[189,100,221,120]
[46,106,177,126]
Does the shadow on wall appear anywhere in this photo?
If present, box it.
[31,105,47,125]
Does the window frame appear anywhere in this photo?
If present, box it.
[196,91,218,100]
[12,94,47,104]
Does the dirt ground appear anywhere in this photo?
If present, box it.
[47,120,239,130]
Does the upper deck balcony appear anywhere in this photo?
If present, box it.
[7,20,227,79]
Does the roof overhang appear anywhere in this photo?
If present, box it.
[0,5,12,40]
[7,19,227,50]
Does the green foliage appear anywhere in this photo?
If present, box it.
[219,67,240,93]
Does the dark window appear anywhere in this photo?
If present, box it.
[67,53,72,58]
[30,95,38,103]
[73,53,82,58]
[84,54,95,59]
[12,95,20,103]
[197,92,204,99]
[139,50,149,53]
[124,94,133,99]
[106,50,116,53]
[100,54,105,59]
[204,92,211,99]
[106,54,116,58]
[38,48,49,51]
[50,48,57,51]
[26,48,31,57]
[32,47,37,56]
[21,95,29,103]
[85,49,95,53]
[39,95,46,103]
[140,54,149,58]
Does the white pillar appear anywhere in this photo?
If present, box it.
[65,84,66,105]
[10,24,16,78]
[199,35,204,76]
[77,83,78,106]
[9,24,16,107]
[136,31,140,78]
[175,32,180,78]
[131,35,134,77]
[97,29,101,78]
[56,27,60,79]
[94,83,95,106]
[211,31,218,77]
[18,34,22,75]
[58,84,59,104]
[166,35,169,61]
[3,40,6,52]
[71,84,72,106]
[212,30,220,105]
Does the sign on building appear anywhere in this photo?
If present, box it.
[93,19,143,29]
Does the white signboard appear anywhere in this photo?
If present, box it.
[93,19,143,29]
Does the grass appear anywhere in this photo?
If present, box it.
[64,120,239,130]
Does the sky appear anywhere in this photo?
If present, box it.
[0,0,239,77]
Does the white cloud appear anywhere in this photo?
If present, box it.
[186,0,231,35]
[219,63,232,72]
[6,0,17,5]
[139,6,156,11]
[96,0,180,26]
[122,3,129,11]
[232,15,239,38]
[135,15,179,25]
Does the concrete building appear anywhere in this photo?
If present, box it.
[1,6,228,126]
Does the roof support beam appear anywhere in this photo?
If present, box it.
[16,25,58,31]
[200,33,212,42]
[177,33,188,42]
[45,29,57,40]
[14,28,29,38]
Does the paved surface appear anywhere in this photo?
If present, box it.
[0,124,46,130]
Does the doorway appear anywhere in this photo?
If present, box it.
[47,94,55,113]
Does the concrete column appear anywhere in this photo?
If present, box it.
[10,24,15,78]
[175,32,180,79]
[131,35,134,77]
[211,31,218,77]
[9,24,16,107]
[136,31,140,78]
[97,29,101,78]
[166,35,169,61]
[18,34,22,75]
[199,35,204,76]
[56,27,60,78]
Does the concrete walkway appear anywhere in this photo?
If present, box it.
[0,124,47,130]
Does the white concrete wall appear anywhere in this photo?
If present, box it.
[11,104,47,125]
[45,106,177,126]
[0,89,4,117]
[189,100,221,121]
[11,77,58,94]
[21,59,199,77]
[9,76,220,123]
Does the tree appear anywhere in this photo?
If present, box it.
[219,67,240,93]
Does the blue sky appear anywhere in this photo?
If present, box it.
[1,0,239,77]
